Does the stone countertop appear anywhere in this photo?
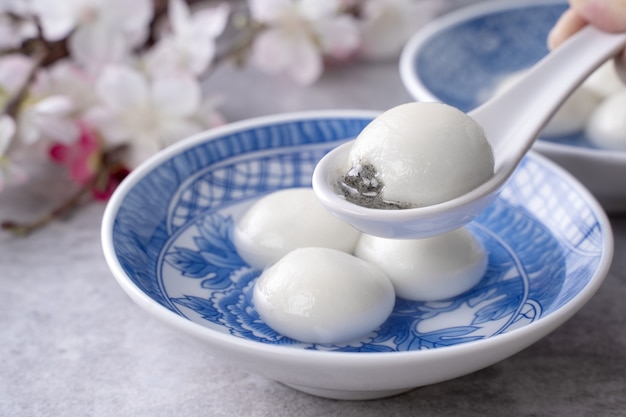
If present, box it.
[2,54,626,417]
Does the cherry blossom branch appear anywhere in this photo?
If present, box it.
[0,0,425,237]
[2,41,48,118]
[211,18,262,71]
[1,144,128,236]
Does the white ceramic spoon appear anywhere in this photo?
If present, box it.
[312,26,626,239]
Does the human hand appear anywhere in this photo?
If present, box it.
[549,0,626,78]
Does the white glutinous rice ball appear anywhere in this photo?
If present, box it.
[233,188,361,269]
[253,247,396,344]
[586,90,626,150]
[542,86,601,136]
[340,102,494,208]
[583,60,626,98]
[493,70,601,136]
[354,227,487,301]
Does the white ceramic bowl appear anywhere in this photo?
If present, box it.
[400,0,626,212]
[101,111,613,400]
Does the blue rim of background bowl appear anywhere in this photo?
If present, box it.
[399,0,626,163]
[101,110,614,362]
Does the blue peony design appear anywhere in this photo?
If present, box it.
[111,116,601,354]
[163,204,553,352]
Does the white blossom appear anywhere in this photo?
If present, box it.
[248,0,360,85]
[0,0,37,51]
[0,55,79,147]
[31,0,153,73]
[358,0,442,61]
[0,53,32,96]
[145,0,230,77]
[36,59,99,113]
[17,95,79,145]
[31,0,153,43]
[86,65,205,167]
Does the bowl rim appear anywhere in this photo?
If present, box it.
[399,0,626,162]
[101,109,614,364]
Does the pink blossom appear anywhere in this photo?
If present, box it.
[49,122,100,185]
[49,122,128,200]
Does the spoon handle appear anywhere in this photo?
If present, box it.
[470,26,626,171]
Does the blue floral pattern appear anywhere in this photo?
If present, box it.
[409,2,597,149]
[111,114,605,352]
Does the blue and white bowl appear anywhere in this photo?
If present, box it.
[101,111,613,400]
[400,0,626,212]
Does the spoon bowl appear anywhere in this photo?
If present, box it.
[313,26,626,239]
[313,141,501,238]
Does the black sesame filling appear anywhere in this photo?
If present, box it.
[337,161,412,210]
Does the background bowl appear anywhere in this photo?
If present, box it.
[102,111,613,400]
[400,0,626,212]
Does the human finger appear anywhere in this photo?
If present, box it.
[570,0,626,32]
[547,8,588,49]
[548,2,626,77]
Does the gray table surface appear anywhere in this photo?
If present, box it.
[2,34,626,417]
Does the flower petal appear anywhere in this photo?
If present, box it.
[47,59,98,110]
[83,106,130,146]
[143,38,185,76]
[69,23,130,73]
[181,36,215,74]
[169,0,191,35]
[250,29,291,75]
[33,95,75,116]
[151,74,201,118]
[315,16,360,59]
[34,114,80,143]
[299,0,341,20]
[287,35,323,85]
[30,0,79,41]
[191,3,230,38]
[103,0,154,46]
[49,142,71,163]
[32,97,80,143]
[0,54,34,94]
[248,0,291,23]
[96,65,149,112]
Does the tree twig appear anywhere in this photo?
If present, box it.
[2,41,49,118]
[1,145,128,236]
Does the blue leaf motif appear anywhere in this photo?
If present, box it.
[164,212,246,289]
[417,326,483,349]
[173,295,222,322]
[473,294,523,325]
[196,215,241,261]
[199,269,233,290]
[332,345,396,353]
[165,247,215,278]
[200,249,245,270]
